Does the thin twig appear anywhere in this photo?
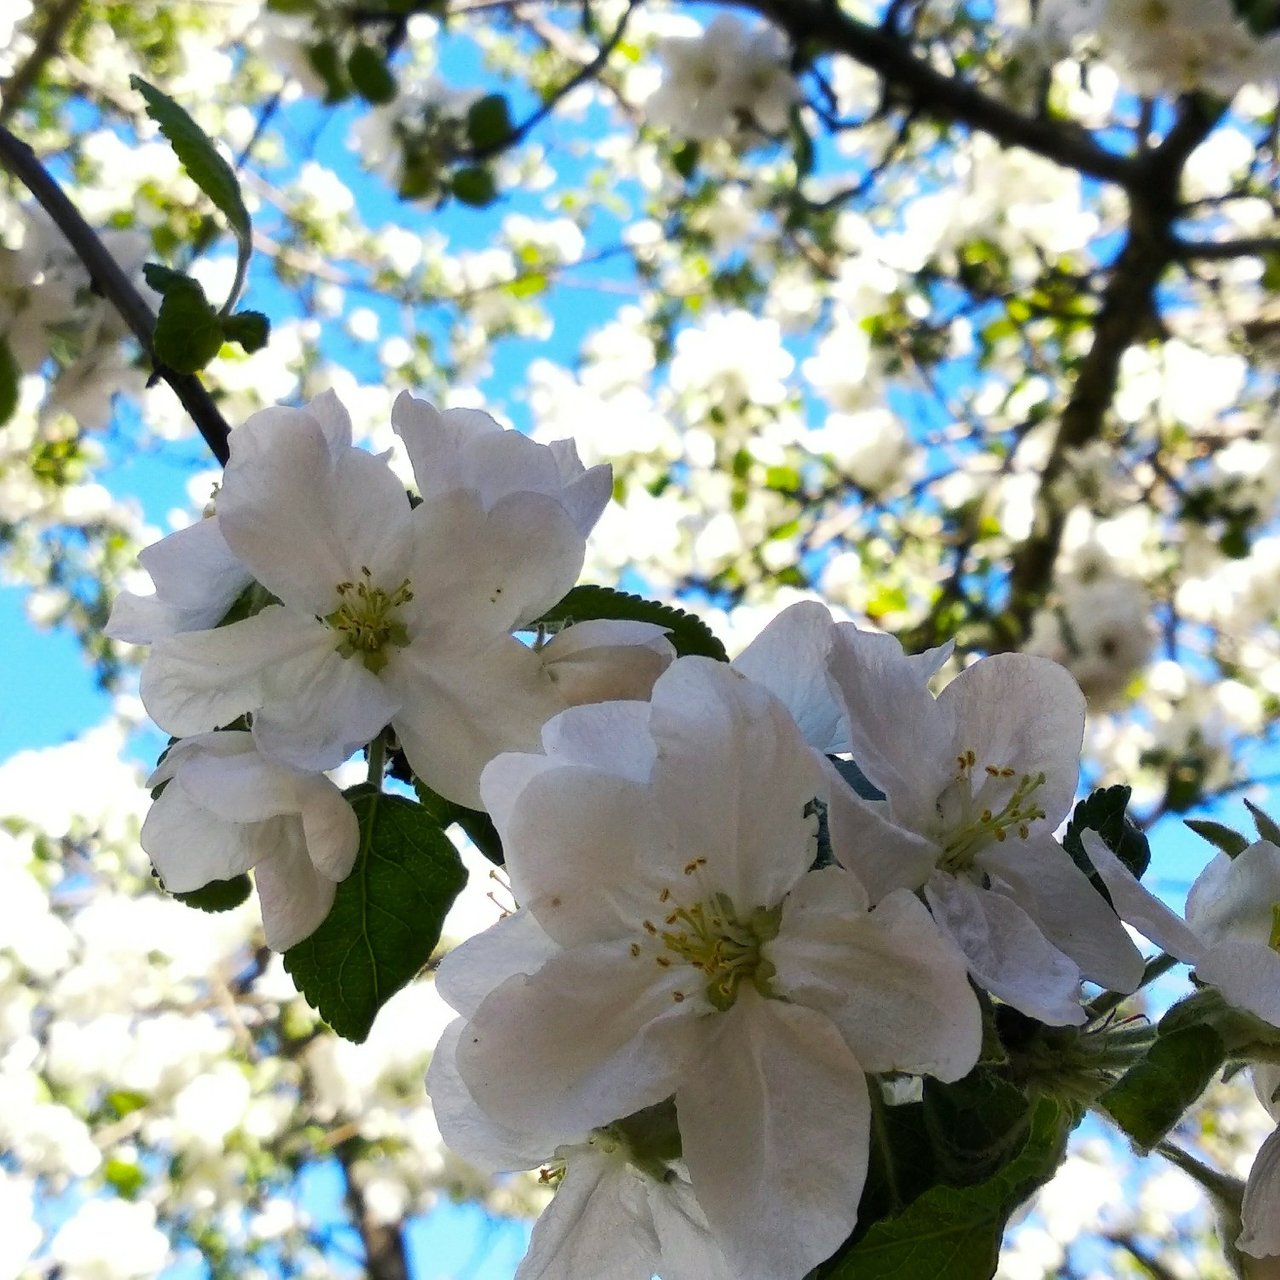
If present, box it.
[0,125,232,465]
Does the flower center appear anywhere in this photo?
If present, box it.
[1270,903,1280,953]
[935,748,1048,875]
[633,862,782,1012]
[324,566,413,674]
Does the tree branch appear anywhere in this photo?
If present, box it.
[0,0,83,126]
[998,97,1223,644]
[732,0,1137,186]
[335,1139,412,1280]
[0,125,232,465]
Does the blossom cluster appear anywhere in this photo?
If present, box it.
[108,390,671,949]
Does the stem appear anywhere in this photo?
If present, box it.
[0,125,233,465]
[1155,1140,1245,1208]
[1087,952,1181,1022]
[366,734,386,789]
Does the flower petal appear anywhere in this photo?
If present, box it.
[1187,840,1280,949]
[221,406,412,613]
[140,607,332,738]
[648,658,824,908]
[825,770,940,901]
[434,907,560,1019]
[547,438,612,538]
[1240,1124,1280,1258]
[825,624,954,824]
[494,765,668,947]
[769,869,981,1081]
[924,872,1087,1026]
[936,653,1085,828]
[295,774,360,882]
[1083,832,1205,965]
[1198,940,1280,1027]
[517,1147,659,1280]
[540,700,655,781]
[648,1176,735,1280]
[731,602,845,753]
[388,632,562,808]
[979,829,1144,993]
[140,785,264,891]
[539,620,674,707]
[426,1020,551,1171]
[678,992,870,1280]
[456,941,693,1139]
[253,830,338,951]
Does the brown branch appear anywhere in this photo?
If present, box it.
[733,0,1137,186]
[335,1139,412,1280]
[0,0,83,126]
[0,125,232,465]
[998,97,1224,645]
[1175,233,1280,260]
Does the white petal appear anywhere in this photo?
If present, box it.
[434,907,560,1018]
[1240,1125,1280,1257]
[170,744,302,823]
[295,774,360,881]
[1084,832,1205,965]
[426,1020,551,1170]
[649,659,823,908]
[303,388,354,450]
[731,602,846,753]
[769,870,981,1081]
[1187,840,1280,949]
[106,518,252,643]
[825,770,940,902]
[980,830,1144,993]
[221,407,412,613]
[544,700,655,778]
[141,786,263,891]
[679,992,870,1280]
[496,765,668,947]
[648,1177,735,1280]
[1198,940,1280,1027]
[925,872,1087,1026]
[140,607,332,738]
[826,624,954,824]
[548,440,612,538]
[393,393,503,499]
[254,831,338,950]
[456,942,693,1138]
[936,654,1084,827]
[517,1148,659,1280]
[539,620,674,707]
[388,632,562,808]
[146,729,256,788]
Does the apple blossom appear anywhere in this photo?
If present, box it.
[440,657,982,1280]
[137,390,613,807]
[824,628,1144,1024]
[142,731,359,951]
[1242,1066,1280,1260]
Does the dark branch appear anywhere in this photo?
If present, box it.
[733,0,1137,186]
[1174,233,1280,260]
[998,97,1223,644]
[335,1139,412,1280]
[0,125,232,465]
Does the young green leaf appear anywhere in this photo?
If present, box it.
[450,165,497,207]
[152,277,225,374]
[1099,1022,1225,1151]
[0,335,18,426]
[347,44,398,105]
[130,77,252,312]
[221,310,271,354]
[1063,783,1151,902]
[823,1098,1073,1278]
[532,584,730,662]
[283,787,468,1042]
[1185,818,1250,859]
[172,874,253,913]
[466,94,513,152]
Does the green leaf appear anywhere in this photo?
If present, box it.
[1063,784,1151,902]
[173,874,253,913]
[348,44,398,105]
[1099,1022,1225,1151]
[823,1098,1073,1278]
[450,165,497,207]
[130,77,252,311]
[532,584,729,662]
[283,787,468,1042]
[221,309,271,354]
[0,335,18,426]
[152,277,225,374]
[307,40,351,104]
[142,261,187,295]
[1245,798,1280,846]
[412,778,505,866]
[466,93,513,152]
[1184,818,1250,859]
[105,1157,147,1199]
